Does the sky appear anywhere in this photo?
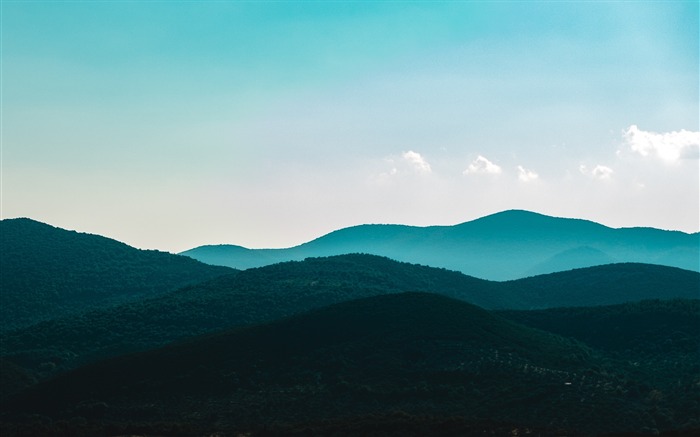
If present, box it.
[1,1,699,252]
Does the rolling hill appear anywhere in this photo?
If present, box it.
[2,254,697,378]
[181,210,700,280]
[0,218,235,331]
[3,293,697,436]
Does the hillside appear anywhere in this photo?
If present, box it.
[181,210,700,280]
[3,293,696,436]
[499,299,700,357]
[2,255,697,379]
[498,298,700,417]
[501,262,700,309]
[0,218,234,331]
[0,254,500,375]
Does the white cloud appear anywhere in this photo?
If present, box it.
[464,155,502,175]
[517,165,538,182]
[623,125,700,162]
[402,150,432,174]
[580,164,614,180]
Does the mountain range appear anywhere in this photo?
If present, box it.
[180,210,700,280]
[2,253,697,381]
[1,213,699,436]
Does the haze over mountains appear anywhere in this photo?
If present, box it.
[181,210,700,280]
[1,213,699,436]
[4,254,697,379]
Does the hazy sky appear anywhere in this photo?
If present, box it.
[2,1,699,252]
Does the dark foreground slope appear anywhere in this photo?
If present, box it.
[0,218,234,331]
[3,255,697,378]
[499,299,700,358]
[6,292,693,436]
[498,298,700,429]
[182,210,700,280]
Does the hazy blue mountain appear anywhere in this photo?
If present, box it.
[522,245,618,277]
[2,254,697,378]
[0,218,235,331]
[181,210,700,280]
[3,293,696,436]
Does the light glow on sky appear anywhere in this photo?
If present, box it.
[1,1,698,252]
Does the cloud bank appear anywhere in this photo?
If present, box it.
[464,155,502,175]
[517,165,539,182]
[579,164,614,180]
[623,125,700,162]
[402,150,432,174]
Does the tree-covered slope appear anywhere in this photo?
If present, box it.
[502,262,700,309]
[2,255,697,380]
[3,293,696,436]
[0,254,500,375]
[0,218,234,331]
[498,298,700,427]
[499,299,700,357]
[182,210,700,280]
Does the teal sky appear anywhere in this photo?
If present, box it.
[2,1,699,252]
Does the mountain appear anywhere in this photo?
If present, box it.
[0,218,235,331]
[523,245,618,277]
[2,254,697,378]
[3,293,696,436]
[181,210,700,280]
[0,254,499,376]
[500,262,700,309]
[499,298,700,359]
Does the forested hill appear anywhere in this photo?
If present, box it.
[181,210,700,280]
[0,218,235,331]
[4,293,696,436]
[501,262,700,308]
[2,254,697,378]
[498,298,700,358]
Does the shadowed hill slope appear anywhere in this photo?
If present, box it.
[499,298,700,358]
[0,254,500,375]
[2,255,697,379]
[3,293,697,436]
[0,218,235,331]
[501,262,700,309]
[181,210,699,280]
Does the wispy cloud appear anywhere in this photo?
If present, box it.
[580,164,614,180]
[517,165,538,182]
[402,150,432,174]
[623,125,700,162]
[464,155,502,175]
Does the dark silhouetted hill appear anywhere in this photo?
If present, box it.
[502,262,700,309]
[0,218,234,331]
[181,210,699,280]
[3,293,697,436]
[2,255,697,379]
[498,298,700,414]
[0,254,498,375]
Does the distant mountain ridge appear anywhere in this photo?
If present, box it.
[181,210,700,280]
[0,218,234,331]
